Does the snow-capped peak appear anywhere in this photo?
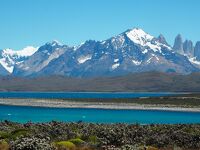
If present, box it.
[0,46,38,73]
[74,42,86,51]
[126,28,171,52]
[46,40,62,47]
[126,28,154,45]
[3,46,38,57]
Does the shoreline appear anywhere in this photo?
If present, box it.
[0,98,200,112]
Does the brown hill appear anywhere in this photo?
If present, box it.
[0,72,200,92]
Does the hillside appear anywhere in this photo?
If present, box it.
[0,72,200,92]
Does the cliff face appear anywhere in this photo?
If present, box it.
[173,34,184,54]
[183,40,194,56]
[194,41,200,61]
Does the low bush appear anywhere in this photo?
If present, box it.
[88,135,98,145]
[69,138,85,146]
[10,136,53,150]
[146,146,158,150]
[0,132,10,139]
[10,128,30,140]
[0,129,29,140]
[54,141,76,150]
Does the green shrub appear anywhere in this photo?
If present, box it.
[146,146,158,150]
[10,129,29,140]
[54,141,76,150]
[0,132,10,139]
[0,129,29,140]
[69,138,85,146]
[88,135,98,145]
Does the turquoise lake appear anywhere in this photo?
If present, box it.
[0,92,199,124]
[0,92,177,99]
[0,105,200,124]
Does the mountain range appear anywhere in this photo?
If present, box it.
[1,28,200,77]
[0,72,200,92]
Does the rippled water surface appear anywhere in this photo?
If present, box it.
[0,105,200,124]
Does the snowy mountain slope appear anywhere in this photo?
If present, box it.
[187,56,200,70]
[13,41,69,76]
[1,27,200,77]
[125,28,171,52]
[0,46,37,73]
[12,28,197,77]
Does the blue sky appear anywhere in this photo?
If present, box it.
[0,0,200,50]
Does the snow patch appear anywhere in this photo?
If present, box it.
[132,60,142,65]
[3,46,38,57]
[0,58,13,73]
[142,49,148,54]
[111,35,125,50]
[47,40,62,47]
[147,57,153,64]
[146,54,160,64]
[126,28,171,53]
[146,42,161,52]
[16,61,24,65]
[0,46,38,73]
[112,63,120,70]
[189,57,200,65]
[74,42,85,51]
[117,35,125,45]
[78,55,92,64]
[126,28,154,45]
[114,59,119,63]
[101,41,106,44]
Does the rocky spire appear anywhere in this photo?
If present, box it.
[194,41,200,61]
[157,34,169,46]
[173,34,184,54]
[183,40,194,56]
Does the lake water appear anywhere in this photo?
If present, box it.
[0,105,200,124]
[1,92,198,124]
[0,92,177,99]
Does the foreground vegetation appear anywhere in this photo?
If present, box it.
[0,121,200,150]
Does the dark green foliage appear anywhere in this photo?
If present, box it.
[0,128,29,140]
[54,141,76,150]
[88,135,98,145]
[0,132,10,139]
[0,121,200,149]
[69,138,85,146]
[10,129,30,140]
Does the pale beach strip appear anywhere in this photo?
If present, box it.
[0,98,200,112]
